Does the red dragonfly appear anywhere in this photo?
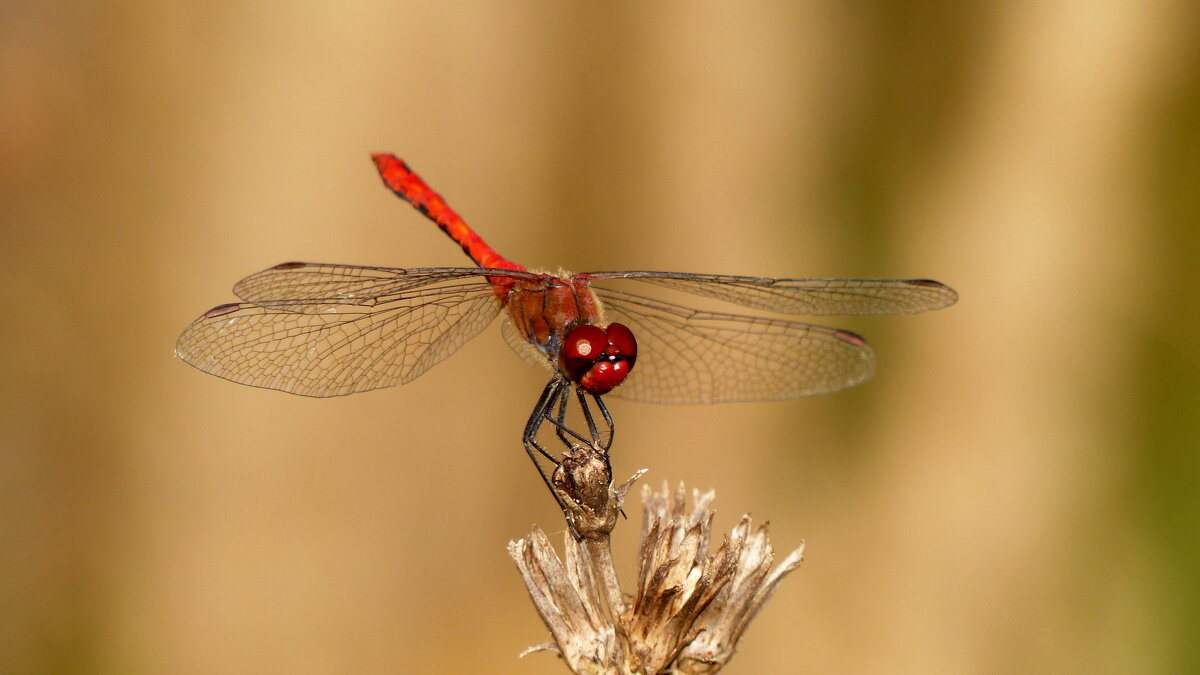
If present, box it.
[177,154,957,493]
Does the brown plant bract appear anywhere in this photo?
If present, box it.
[509,446,804,674]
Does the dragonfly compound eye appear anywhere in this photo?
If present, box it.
[560,325,610,382]
[579,357,633,396]
[603,323,637,361]
[560,323,638,395]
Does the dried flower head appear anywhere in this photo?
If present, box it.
[509,471,804,674]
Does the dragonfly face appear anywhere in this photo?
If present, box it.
[559,323,638,396]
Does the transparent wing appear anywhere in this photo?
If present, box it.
[232,262,538,312]
[594,287,875,404]
[583,271,957,316]
[176,264,524,397]
[500,315,554,372]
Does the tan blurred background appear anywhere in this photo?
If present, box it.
[3,1,1198,673]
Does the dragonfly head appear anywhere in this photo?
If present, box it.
[559,323,637,396]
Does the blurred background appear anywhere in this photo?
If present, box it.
[2,1,1197,673]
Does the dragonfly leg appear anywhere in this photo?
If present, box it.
[585,391,624,520]
[552,383,572,449]
[524,379,620,519]
[573,386,602,449]
[592,393,615,451]
[523,378,569,508]
[572,388,614,452]
[541,389,595,449]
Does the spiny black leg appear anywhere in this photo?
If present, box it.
[525,378,567,464]
[544,419,592,446]
[573,387,604,450]
[552,382,572,449]
[542,390,593,447]
[591,393,624,520]
[593,393,615,451]
[523,378,568,509]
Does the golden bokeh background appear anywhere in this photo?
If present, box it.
[3,2,1198,673]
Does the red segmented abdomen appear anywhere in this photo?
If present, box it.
[372,153,524,299]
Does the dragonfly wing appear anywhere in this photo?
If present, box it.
[232,262,534,313]
[177,266,512,397]
[594,288,875,404]
[500,316,554,372]
[585,271,957,316]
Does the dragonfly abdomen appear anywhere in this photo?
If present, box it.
[372,153,524,273]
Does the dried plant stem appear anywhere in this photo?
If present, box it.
[582,538,627,620]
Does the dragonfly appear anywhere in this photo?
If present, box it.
[177,154,957,498]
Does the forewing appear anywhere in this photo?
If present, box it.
[585,271,957,316]
[232,262,536,313]
[177,266,510,397]
[595,288,875,404]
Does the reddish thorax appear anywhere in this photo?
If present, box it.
[505,275,602,360]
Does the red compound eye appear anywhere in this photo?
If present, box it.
[604,323,637,361]
[560,325,608,382]
[560,323,639,395]
[579,358,632,396]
